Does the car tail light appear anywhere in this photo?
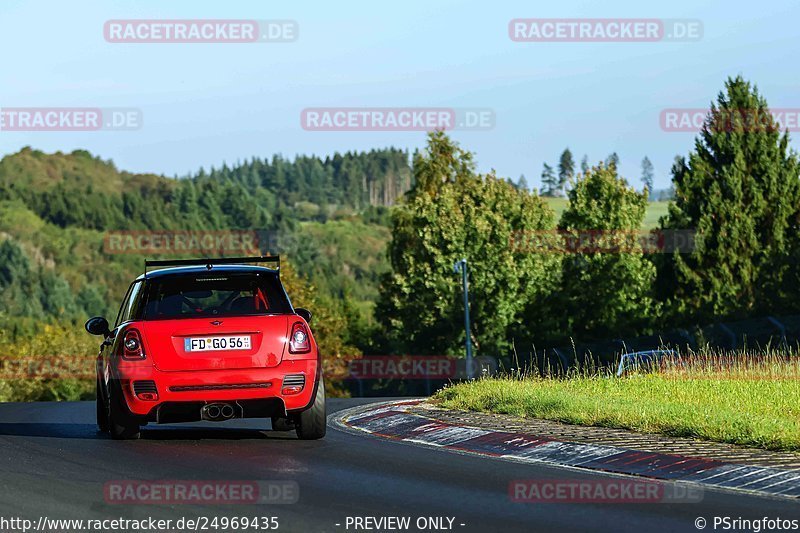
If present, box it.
[121,328,146,360]
[288,322,311,354]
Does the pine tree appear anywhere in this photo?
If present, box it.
[659,76,800,321]
[606,152,620,169]
[641,156,654,198]
[517,174,529,191]
[580,155,589,175]
[558,148,575,194]
[540,163,557,196]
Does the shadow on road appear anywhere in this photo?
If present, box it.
[142,427,281,440]
[0,422,296,440]
[0,422,98,439]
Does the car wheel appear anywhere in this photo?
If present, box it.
[96,379,110,433]
[295,378,326,440]
[271,416,294,431]
[108,381,141,440]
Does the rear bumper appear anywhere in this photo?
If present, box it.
[112,359,318,419]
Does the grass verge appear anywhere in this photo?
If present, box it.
[434,355,800,451]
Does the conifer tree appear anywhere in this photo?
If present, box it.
[660,76,800,321]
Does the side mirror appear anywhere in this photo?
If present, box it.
[85,316,110,337]
[295,308,312,323]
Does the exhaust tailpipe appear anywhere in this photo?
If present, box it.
[202,403,236,421]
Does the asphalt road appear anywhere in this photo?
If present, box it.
[0,399,797,533]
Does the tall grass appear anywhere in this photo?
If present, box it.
[434,346,800,451]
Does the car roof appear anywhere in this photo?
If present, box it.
[137,264,280,281]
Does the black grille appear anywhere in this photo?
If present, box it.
[282,374,305,387]
[133,380,157,395]
[169,382,273,392]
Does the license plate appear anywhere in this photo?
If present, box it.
[184,335,251,352]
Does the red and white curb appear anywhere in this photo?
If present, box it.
[331,400,800,500]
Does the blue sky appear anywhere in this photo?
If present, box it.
[1,0,798,190]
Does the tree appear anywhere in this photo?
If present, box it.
[558,148,575,193]
[641,156,654,198]
[77,284,109,318]
[39,270,79,317]
[540,163,557,196]
[580,155,589,175]
[0,240,74,319]
[606,152,620,169]
[279,260,360,396]
[0,240,41,317]
[557,164,657,340]
[657,185,675,201]
[517,174,529,191]
[378,132,558,355]
[659,76,800,322]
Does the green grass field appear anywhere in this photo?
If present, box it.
[642,201,670,229]
[544,198,668,230]
[434,353,800,451]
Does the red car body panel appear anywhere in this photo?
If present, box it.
[115,351,318,417]
[138,316,290,371]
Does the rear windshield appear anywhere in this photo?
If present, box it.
[140,272,292,320]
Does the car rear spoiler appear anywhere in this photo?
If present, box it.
[144,255,280,274]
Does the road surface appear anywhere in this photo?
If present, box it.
[0,399,797,532]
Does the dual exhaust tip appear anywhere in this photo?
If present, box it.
[202,403,236,421]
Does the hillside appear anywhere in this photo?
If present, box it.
[0,148,410,337]
[0,147,168,195]
[0,147,670,338]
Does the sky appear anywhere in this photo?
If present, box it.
[0,0,798,191]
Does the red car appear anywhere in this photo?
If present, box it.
[85,256,325,440]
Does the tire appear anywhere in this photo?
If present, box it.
[108,381,141,440]
[295,378,326,440]
[271,416,294,432]
[96,379,109,433]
